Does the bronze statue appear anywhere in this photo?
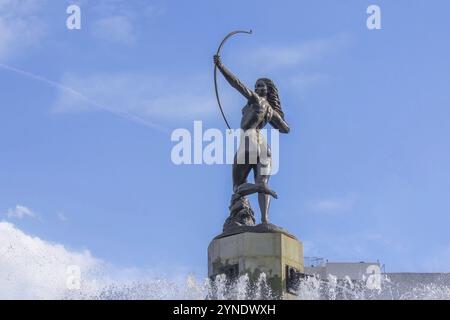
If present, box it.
[213,31,290,231]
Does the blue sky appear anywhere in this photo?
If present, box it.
[1,0,450,281]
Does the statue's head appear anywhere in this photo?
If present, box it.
[255,79,268,97]
[255,78,285,119]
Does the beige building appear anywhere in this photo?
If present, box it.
[305,260,382,281]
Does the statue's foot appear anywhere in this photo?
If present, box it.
[235,182,278,199]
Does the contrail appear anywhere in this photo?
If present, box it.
[0,63,168,133]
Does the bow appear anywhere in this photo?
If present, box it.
[214,29,252,130]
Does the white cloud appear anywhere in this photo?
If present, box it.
[89,0,164,16]
[89,0,165,45]
[287,73,330,96]
[309,194,356,214]
[5,205,36,219]
[240,34,351,72]
[0,64,168,131]
[289,73,330,87]
[57,212,68,222]
[91,15,136,45]
[0,0,46,60]
[52,72,216,125]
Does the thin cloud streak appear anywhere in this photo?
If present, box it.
[0,63,168,132]
[52,72,216,124]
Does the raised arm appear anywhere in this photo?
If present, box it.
[214,55,256,100]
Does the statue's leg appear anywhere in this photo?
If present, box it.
[255,154,272,224]
[223,153,255,229]
[233,152,252,192]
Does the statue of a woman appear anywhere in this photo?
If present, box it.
[214,55,290,230]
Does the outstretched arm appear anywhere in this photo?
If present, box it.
[214,55,256,100]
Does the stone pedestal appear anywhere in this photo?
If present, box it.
[208,225,303,299]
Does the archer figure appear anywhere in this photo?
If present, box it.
[214,54,290,228]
